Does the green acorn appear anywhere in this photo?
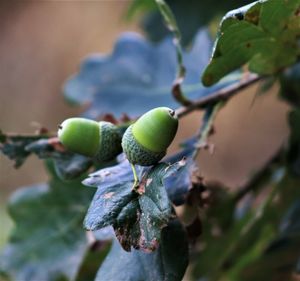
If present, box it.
[58,118,122,161]
[94,121,122,162]
[122,107,178,166]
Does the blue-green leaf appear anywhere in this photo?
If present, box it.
[0,177,94,281]
[83,160,187,251]
[96,219,188,281]
[63,31,238,118]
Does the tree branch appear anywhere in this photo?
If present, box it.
[176,73,261,118]
[192,101,224,160]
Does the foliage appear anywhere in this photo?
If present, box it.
[202,0,300,86]
[128,0,253,45]
[96,219,188,281]
[63,31,237,119]
[84,160,180,252]
[0,168,94,281]
[1,0,300,280]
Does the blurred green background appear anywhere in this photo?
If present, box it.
[0,0,290,250]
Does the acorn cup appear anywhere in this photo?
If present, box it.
[58,117,122,162]
[121,107,178,189]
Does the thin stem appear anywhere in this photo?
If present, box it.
[130,163,139,190]
[155,0,193,106]
[176,73,261,119]
[192,101,224,160]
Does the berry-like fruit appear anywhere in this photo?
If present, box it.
[58,118,100,157]
[122,107,178,166]
[94,121,122,162]
[58,118,122,161]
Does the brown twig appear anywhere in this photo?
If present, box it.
[192,101,224,160]
[175,73,261,119]
[1,74,261,143]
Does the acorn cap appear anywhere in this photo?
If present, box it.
[122,125,166,166]
[58,117,100,157]
[132,107,178,153]
[94,121,122,162]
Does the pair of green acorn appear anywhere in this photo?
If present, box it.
[58,107,178,181]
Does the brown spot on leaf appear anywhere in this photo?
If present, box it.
[203,73,214,86]
[139,232,159,253]
[136,182,145,195]
[141,241,159,253]
[178,157,187,167]
[245,9,260,25]
[114,225,133,252]
[103,192,114,199]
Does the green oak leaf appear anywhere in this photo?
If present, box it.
[0,177,94,281]
[127,0,252,46]
[202,0,300,86]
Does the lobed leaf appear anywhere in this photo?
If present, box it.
[0,133,95,180]
[63,31,239,118]
[83,160,189,252]
[0,177,95,281]
[0,132,48,168]
[129,0,252,45]
[96,219,188,281]
[202,0,300,86]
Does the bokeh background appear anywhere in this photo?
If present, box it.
[0,0,290,250]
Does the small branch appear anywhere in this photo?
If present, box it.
[192,102,224,160]
[155,0,193,106]
[172,78,193,106]
[176,73,261,119]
